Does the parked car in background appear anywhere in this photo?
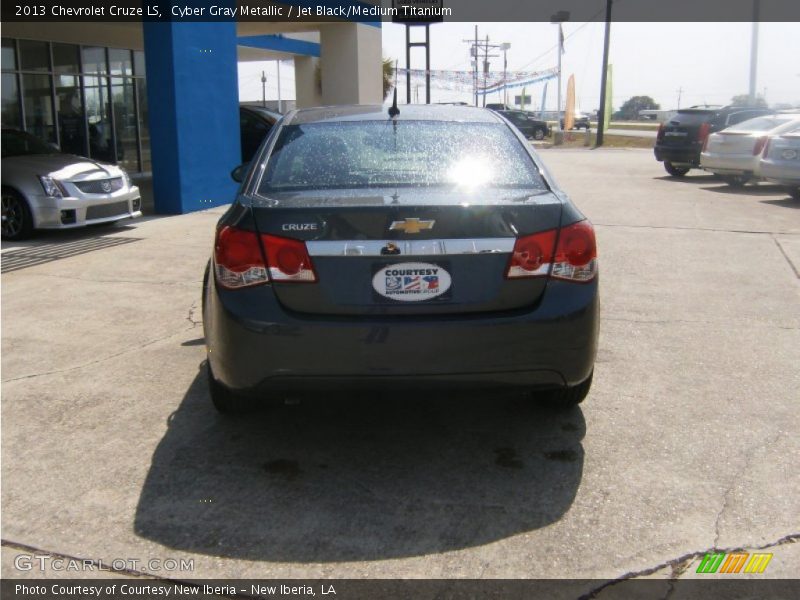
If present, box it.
[700,114,800,187]
[497,110,551,140]
[758,123,800,200]
[240,105,282,163]
[560,112,591,130]
[1,129,141,241]
[203,105,598,413]
[485,103,513,111]
[654,106,773,177]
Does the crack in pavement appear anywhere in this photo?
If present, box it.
[578,532,799,600]
[773,235,800,280]
[1,324,197,384]
[594,223,799,236]
[713,430,783,550]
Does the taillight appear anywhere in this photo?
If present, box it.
[506,229,558,278]
[657,123,665,141]
[261,234,317,283]
[505,220,597,283]
[699,123,711,151]
[214,226,269,289]
[213,227,317,288]
[552,220,598,282]
[753,136,768,156]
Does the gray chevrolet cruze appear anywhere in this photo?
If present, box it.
[203,104,599,413]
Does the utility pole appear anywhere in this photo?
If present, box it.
[463,28,502,108]
[749,0,760,106]
[596,0,613,147]
[676,86,683,109]
[500,43,511,107]
[550,11,570,135]
[462,26,480,106]
[261,71,266,108]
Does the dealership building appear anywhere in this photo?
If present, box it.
[1,6,383,214]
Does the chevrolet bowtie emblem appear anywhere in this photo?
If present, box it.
[389,218,435,234]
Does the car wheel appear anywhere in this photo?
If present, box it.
[206,362,258,414]
[722,174,751,188]
[787,187,800,201]
[1,187,34,240]
[533,128,546,141]
[664,161,690,177]
[538,371,593,410]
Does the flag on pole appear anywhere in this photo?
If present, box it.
[603,64,613,132]
[564,75,576,130]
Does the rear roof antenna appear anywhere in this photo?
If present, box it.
[388,60,400,117]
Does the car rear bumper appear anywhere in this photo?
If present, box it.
[30,186,142,229]
[204,277,600,395]
[700,152,757,175]
[758,160,800,185]
[654,145,700,166]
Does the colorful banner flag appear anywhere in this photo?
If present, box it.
[564,75,576,130]
[603,64,613,132]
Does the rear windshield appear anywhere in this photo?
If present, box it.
[669,110,716,125]
[728,116,796,132]
[257,120,545,193]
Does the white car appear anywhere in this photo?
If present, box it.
[1,129,141,240]
[758,124,800,200]
[700,113,800,187]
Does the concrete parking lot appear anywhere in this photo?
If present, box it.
[2,148,798,590]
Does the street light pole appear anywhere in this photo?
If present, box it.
[261,71,266,108]
[749,0,760,106]
[500,42,511,107]
[550,11,569,136]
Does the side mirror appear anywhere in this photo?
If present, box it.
[231,163,248,183]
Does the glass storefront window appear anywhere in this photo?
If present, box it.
[2,73,21,129]
[83,75,114,162]
[82,47,107,76]
[53,43,80,74]
[109,48,132,76]
[18,39,50,72]
[133,51,145,77]
[55,74,86,156]
[111,77,139,172]
[2,38,16,70]
[22,73,56,143]
[137,78,150,171]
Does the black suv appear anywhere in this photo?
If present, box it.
[654,106,773,176]
[497,110,551,140]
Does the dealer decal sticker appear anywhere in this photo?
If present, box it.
[373,262,452,302]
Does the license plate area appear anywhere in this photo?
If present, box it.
[372,261,453,303]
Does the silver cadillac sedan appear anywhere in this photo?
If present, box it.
[1,129,142,240]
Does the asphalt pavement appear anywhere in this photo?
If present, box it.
[2,149,798,590]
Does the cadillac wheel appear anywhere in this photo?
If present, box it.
[203,104,599,414]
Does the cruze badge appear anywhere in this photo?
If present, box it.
[282,223,318,231]
[389,218,435,234]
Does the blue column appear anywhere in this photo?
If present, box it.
[142,20,241,214]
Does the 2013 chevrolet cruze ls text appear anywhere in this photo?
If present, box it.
[202,104,599,413]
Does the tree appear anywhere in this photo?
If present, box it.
[731,94,768,108]
[616,95,660,120]
[383,58,395,100]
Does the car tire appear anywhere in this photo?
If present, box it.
[538,371,593,410]
[1,187,34,241]
[722,174,751,188]
[207,362,258,414]
[787,187,800,201]
[664,161,690,177]
[533,128,546,141]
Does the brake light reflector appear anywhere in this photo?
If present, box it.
[262,234,317,282]
[552,220,598,282]
[752,136,768,156]
[214,226,269,289]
